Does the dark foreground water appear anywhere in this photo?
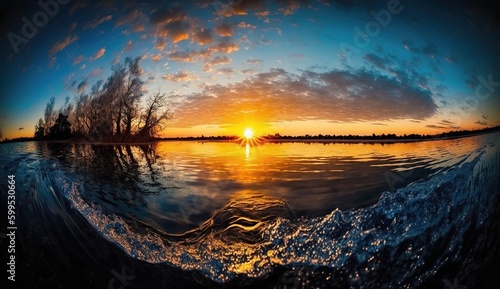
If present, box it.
[1,132,500,288]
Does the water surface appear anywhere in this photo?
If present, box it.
[1,133,499,288]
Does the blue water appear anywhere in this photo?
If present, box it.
[1,132,500,288]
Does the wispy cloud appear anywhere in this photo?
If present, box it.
[152,53,162,62]
[115,9,140,27]
[237,22,256,29]
[50,35,78,55]
[84,15,112,30]
[245,58,262,64]
[73,55,84,65]
[91,47,106,61]
[163,70,199,82]
[204,55,231,71]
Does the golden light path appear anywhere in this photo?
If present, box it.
[239,127,260,159]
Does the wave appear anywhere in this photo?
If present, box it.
[45,138,500,287]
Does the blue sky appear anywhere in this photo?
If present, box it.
[1,0,499,139]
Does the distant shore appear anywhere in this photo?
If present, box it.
[1,125,499,145]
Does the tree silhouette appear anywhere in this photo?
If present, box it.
[33,56,171,142]
[49,113,71,139]
[138,92,172,138]
[34,118,45,139]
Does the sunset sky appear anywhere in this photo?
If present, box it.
[1,0,499,139]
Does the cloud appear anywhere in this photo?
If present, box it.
[155,38,166,51]
[216,67,235,75]
[439,120,454,125]
[255,10,270,17]
[85,15,112,30]
[241,68,255,75]
[77,80,87,94]
[204,56,231,71]
[364,53,387,70]
[215,23,233,37]
[209,41,239,53]
[219,0,266,16]
[133,23,145,32]
[70,0,88,14]
[163,70,199,82]
[18,127,24,130]
[115,9,140,27]
[402,40,439,58]
[150,7,187,25]
[91,48,106,61]
[277,0,302,15]
[124,40,133,51]
[68,22,77,33]
[245,58,262,64]
[193,28,213,45]
[259,38,272,45]
[73,55,84,65]
[158,21,190,43]
[238,22,256,29]
[426,119,461,130]
[168,50,198,62]
[50,35,78,55]
[171,68,438,127]
[88,67,102,77]
[152,53,163,62]
[169,40,239,64]
[426,122,461,130]
[475,120,488,126]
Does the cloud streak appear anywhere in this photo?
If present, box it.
[50,35,78,55]
[91,48,106,61]
[171,68,438,127]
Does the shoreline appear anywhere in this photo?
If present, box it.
[2,127,499,146]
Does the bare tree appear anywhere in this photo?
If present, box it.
[120,57,144,136]
[87,80,115,138]
[58,96,74,117]
[105,63,127,135]
[44,96,56,136]
[72,93,89,135]
[138,92,172,138]
[101,56,144,137]
[34,118,45,139]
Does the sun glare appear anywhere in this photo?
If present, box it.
[244,127,254,139]
[238,126,261,148]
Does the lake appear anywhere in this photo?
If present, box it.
[1,132,499,288]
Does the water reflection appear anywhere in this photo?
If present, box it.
[33,135,489,234]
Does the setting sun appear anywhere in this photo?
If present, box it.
[244,128,254,139]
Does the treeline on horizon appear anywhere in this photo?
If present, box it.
[261,125,500,140]
[2,124,499,144]
[31,56,172,142]
[157,125,500,141]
